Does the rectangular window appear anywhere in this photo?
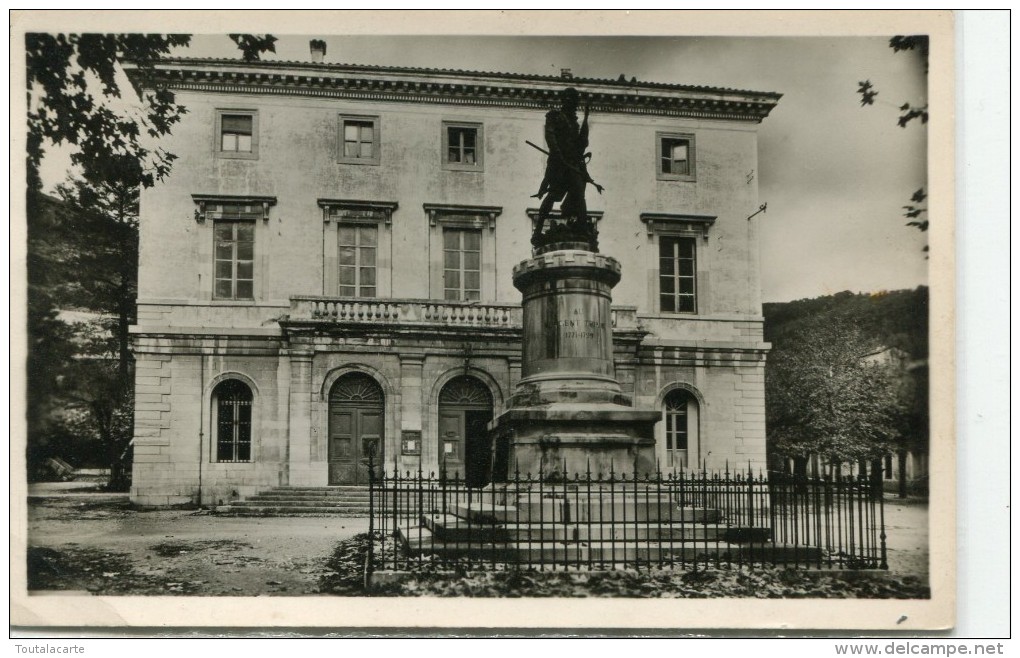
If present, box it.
[214,220,255,300]
[338,224,378,297]
[216,110,258,159]
[659,236,696,313]
[443,122,483,171]
[443,228,481,301]
[338,115,380,164]
[656,132,696,181]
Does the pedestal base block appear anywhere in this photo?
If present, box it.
[490,404,659,479]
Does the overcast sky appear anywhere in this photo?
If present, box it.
[39,34,929,303]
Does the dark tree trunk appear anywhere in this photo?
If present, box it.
[869,458,884,498]
[898,450,909,498]
[117,281,131,383]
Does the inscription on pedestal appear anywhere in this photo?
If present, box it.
[548,308,607,341]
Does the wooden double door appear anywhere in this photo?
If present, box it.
[328,374,384,485]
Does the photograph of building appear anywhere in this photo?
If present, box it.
[125,44,779,506]
[23,19,970,626]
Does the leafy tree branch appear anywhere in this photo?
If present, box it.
[855,35,929,253]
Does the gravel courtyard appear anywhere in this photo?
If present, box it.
[23,492,928,596]
[25,494,370,595]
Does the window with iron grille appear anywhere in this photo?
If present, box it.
[443,228,481,301]
[338,115,380,164]
[659,235,697,313]
[214,379,253,462]
[443,122,483,171]
[216,110,258,159]
[214,219,255,300]
[338,224,378,297]
[656,132,696,181]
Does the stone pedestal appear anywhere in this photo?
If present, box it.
[490,246,659,479]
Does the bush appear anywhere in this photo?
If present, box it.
[319,535,930,599]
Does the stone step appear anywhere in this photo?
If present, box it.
[421,514,771,543]
[272,487,371,492]
[401,528,586,563]
[231,499,370,508]
[584,541,821,564]
[252,487,373,493]
[398,527,819,564]
[450,500,723,524]
[222,485,374,516]
[248,493,372,501]
[221,505,371,516]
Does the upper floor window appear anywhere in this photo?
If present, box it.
[216,110,258,159]
[656,132,695,181]
[425,204,501,302]
[443,122,483,171]
[659,235,697,313]
[320,199,397,300]
[641,213,713,316]
[214,220,255,300]
[443,228,481,301]
[338,224,378,297]
[338,115,380,165]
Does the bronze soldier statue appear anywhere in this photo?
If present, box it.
[531,87,603,246]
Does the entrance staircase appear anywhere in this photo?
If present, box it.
[220,486,372,516]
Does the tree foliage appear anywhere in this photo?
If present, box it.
[764,289,928,468]
[26,32,280,189]
[26,33,191,190]
[54,176,139,377]
[26,193,77,446]
[856,35,929,128]
[855,35,930,252]
[765,288,929,359]
[26,179,139,482]
[228,34,278,62]
[25,33,277,482]
[766,317,909,465]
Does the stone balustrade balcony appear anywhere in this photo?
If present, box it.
[288,296,639,332]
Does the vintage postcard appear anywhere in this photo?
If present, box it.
[11,10,956,632]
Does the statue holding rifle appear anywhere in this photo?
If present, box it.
[530,87,604,247]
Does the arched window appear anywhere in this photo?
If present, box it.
[664,388,698,468]
[213,379,253,462]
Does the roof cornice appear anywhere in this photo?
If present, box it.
[125,58,781,123]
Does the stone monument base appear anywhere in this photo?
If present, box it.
[490,404,660,479]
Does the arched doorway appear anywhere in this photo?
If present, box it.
[328,372,384,485]
[438,375,494,487]
[664,388,699,469]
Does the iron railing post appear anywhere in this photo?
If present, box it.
[365,447,375,590]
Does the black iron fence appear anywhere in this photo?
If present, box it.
[367,464,887,574]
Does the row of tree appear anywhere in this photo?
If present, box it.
[27,184,138,484]
[763,288,929,496]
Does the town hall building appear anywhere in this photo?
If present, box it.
[125,43,781,506]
